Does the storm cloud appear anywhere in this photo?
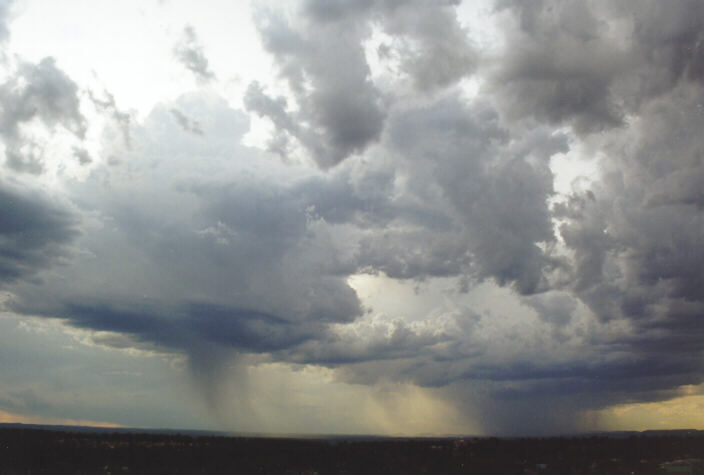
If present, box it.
[2,0,704,435]
[0,181,79,285]
[4,95,364,392]
[246,0,476,168]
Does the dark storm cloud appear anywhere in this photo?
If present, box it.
[4,0,704,436]
[174,25,215,83]
[249,0,704,426]
[312,0,704,431]
[492,0,704,133]
[3,95,363,393]
[313,0,704,432]
[251,92,562,291]
[0,181,78,285]
[444,346,704,436]
[293,161,399,229]
[4,171,364,402]
[283,316,450,366]
[616,0,704,104]
[523,292,577,329]
[4,300,319,355]
[248,0,475,167]
[382,96,558,293]
[373,0,477,91]
[246,7,385,168]
[242,88,569,386]
[558,83,704,368]
[0,57,86,173]
[491,0,626,133]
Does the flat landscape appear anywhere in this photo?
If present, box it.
[1,425,703,474]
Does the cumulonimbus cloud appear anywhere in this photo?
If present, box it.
[2,0,704,436]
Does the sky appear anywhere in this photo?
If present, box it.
[1,0,704,437]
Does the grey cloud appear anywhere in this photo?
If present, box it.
[0,57,86,173]
[560,84,704,310]
[376,0,477,91]
[492,0,626,133]
[0,0,12,44]
[5,300,319,355]
[257,93,562,292]
[243,82,298,158]
[617,0,704,104]
[285,316,452,367]
[72,147,92,165]
[4,142,44,174]
[5,0,704,436]
[453,0,704,428]
[523,291,577,328]
[248,0,477,167]
[248,6,385,167]
[492,0,704,133]
[384,96,558,293]
[4,94,363,396]
[277,75,704,429]
[3,92,525,408]
[304,0,475,91]
[174,25,215,83]
[553,191,614,293]
[0,181,79,285]
[170,108,204,135]
[496,46,625,133]
[0,58,85,136]
[354,229,471,280]
[543,83,704,420]
[294,160,397,228]
[88,89,132,147]
[303,0,374,21]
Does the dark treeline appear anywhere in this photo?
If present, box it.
[1,427,703,474]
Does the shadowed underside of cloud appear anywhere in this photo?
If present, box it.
[0,182,79,285]
[2,0,704,435]
[7,300,317,355]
